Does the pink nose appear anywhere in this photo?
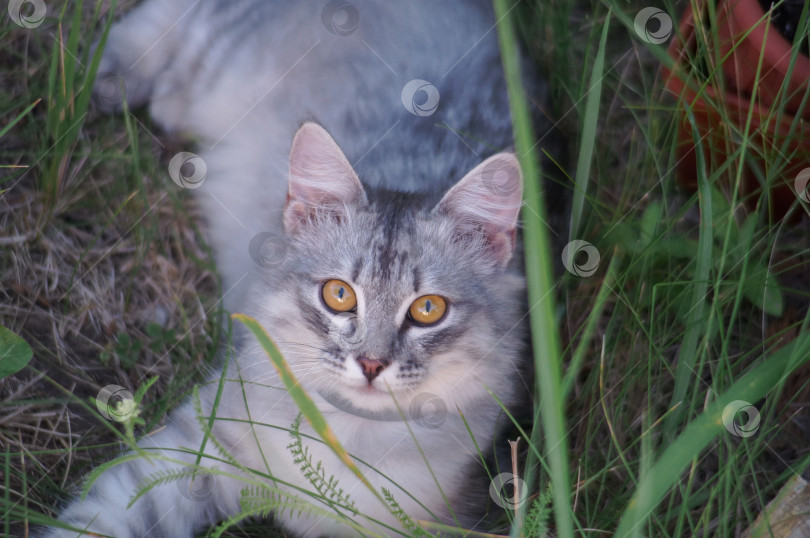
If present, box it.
[356,356,387,383]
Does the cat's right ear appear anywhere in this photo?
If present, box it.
[435,153,523,267]
[284,123,366,234]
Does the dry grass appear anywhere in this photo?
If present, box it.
[0,4,221,534]
[0,162,222,526]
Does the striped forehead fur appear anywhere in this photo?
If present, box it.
[284,186,511,278]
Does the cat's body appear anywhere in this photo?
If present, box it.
[45,1,549,536]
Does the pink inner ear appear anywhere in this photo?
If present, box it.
[437,153,523,231]
[435,153,524,266]
[284,123,366,232]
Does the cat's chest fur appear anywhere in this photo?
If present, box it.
[212,366,478,536]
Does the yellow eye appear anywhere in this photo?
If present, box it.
[408,295,447,326]
[322,279,357,312]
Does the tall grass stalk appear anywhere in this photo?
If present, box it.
[42,0,115,207]
[494,1,573,536]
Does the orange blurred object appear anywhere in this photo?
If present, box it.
[663,0,810,220]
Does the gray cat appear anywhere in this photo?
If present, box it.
[44,0,547,536]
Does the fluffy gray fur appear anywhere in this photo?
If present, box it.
[43,0,547,536]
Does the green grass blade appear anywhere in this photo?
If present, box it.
[0,99,40,141]
[615,333,810,537]
[192,317,234,470]
[664,109,714,438]
[569,10,610,240]
[74,0,117,124]
[561,254,617,399]
[493,1,572,536]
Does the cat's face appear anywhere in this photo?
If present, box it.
[252,123,526,418]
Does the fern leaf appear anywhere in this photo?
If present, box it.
[381,487,431,537]
[287,414,358,515]
[127,467,201,508]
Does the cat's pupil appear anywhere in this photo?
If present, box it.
[425,299,432,312]
[338,287,345,299]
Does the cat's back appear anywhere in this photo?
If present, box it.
[98,0,530,294]
[120,0,513,192]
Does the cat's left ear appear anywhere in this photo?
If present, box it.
[284,122,366,234]
[434,153,523,267]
